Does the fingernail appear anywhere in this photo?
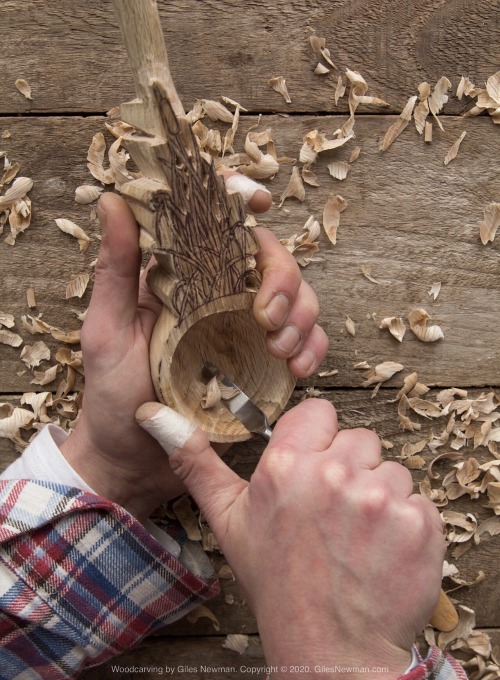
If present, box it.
[270,325,302,355]
[264,293,290,327]
[136,402,196,455]
[225,174,271,203]
[294,348,317,375]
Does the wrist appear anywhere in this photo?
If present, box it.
[59,419,167,522]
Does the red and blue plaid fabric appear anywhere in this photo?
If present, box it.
[399,645,468,679]
[0,479,219,679]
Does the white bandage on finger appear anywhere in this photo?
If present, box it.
[224,174,271,204]
[137,403,197,455]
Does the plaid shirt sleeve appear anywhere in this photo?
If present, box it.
[397,645,468,679]
[0,479,220,679]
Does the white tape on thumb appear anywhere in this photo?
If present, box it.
[136,403,197,455]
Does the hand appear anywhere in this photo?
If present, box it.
[60,178,328,521]
[136,398,446,679]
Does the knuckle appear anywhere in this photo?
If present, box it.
[320,458,351,493]
[358,481,392,516]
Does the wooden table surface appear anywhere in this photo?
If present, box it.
[0,1,499,678]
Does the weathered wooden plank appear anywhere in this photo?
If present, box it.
[0,0,498,115]
[2,388,499,628]
[1,114,498,391]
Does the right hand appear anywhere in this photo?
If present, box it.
[136,398,446,679]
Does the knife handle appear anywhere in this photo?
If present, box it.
[429,588,459,632]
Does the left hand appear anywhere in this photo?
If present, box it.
[61,181,328,521]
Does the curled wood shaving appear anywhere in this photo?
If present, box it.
[428,76,452,130]
[380,95,417,151]
[0,312,15,328]
[279,166,305,206]
[361,361,404,388]
[322,193,347,245]
[327,161,350,180]
[15,78,32,100]
[201,376,221,409]
[478,202,500,245]
[444,131,467,166]
[361,265,381,284]
[200,99,234,123]
[55,218,90,253]
[172,495,203,540]
[186,605,220,631]
[20,340,50,368]
[397,393,422,432]
[0,176,33,210]
[334,76,346,105]
[30,364,62,386]
[408,308,444,342]
[379,316,406,342]
[1,160,21,187]
[441,510,478,543]
[304,129,354,153]
[0,405,34,448]
[428,282,442,300]
[223,634,249,655]
[75,184,103,205]
[314,63,330,75]
[268,76,291,104]
[345,315,356,336]
[0,329,23,347]
[65,273,90,300]
[87,133,114,185]
[309,35,336,69]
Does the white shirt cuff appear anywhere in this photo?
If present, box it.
[0,424,181,557]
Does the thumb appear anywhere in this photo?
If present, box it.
[135,402,247,535]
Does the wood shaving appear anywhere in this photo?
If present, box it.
[428,282,442,300]
[26,287,36,309]
[303,129,354,153]
[361,265,381,284]
[408,308,444,342]
[186,605,220,631]
[2,130,11,139]
[1,161,21,187]
[55,218,90,253]
[314,63,330,75]
[334,76,346,105]
[444,131,467,166]
[20,340,50,368]
[75,184,103,205]
[309,35,336,69]
[223,634,249,655]
[30,364,62,386]
[380,95,417,151]
[478,202,500,245]
[322,193,347,245]
[349,146,361,163]
[172,495,203,540]
[318,368,338,378]
[345,315,356,336]
[379,316,406,342]
[0,329,23,347]
[0,312,15,329]
[65,273,91,300]
[361,361,404,388]
[428,76,452,130]
[424,121,433,143]
[0,405,34,448]
[200,99,234,123]
[0,176,33,210]
[279,166,305,206]
[15,78,32,100]
[268,76,291,104]
[327,161,350,180]
[87,133,114,185]
[201,376,222,409]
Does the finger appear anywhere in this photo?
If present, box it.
[220,171,272,214]
[267,398,339,455]
[136,257,164,338]
[87,192,141,331]
[286,324,330,378]
[266,280,319,359]
[252,227,302,331]
[136,402,247,537]
[370,460,414,497]
[330,428,382,469]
